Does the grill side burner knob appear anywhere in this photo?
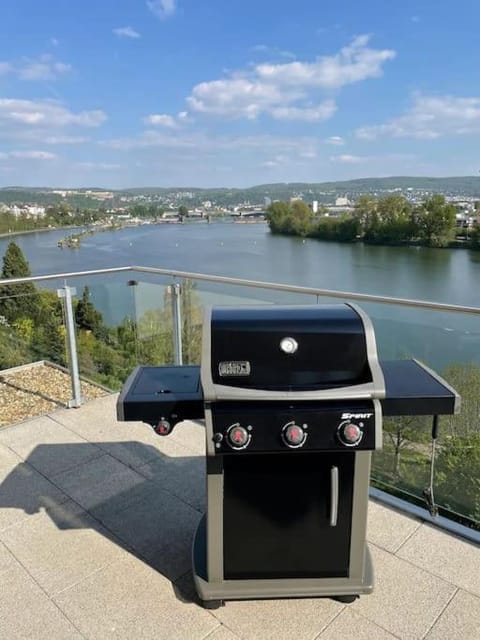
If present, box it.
[154,418,172,436]
[282,422,306,448]
[226,424,250,450]
[338,421,363,446]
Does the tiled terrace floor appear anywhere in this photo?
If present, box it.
[0,395,478,639]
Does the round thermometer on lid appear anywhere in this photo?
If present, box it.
[280,337,298,354]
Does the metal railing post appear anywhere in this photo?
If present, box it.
[170,282,183,365]
[57,285,82,408]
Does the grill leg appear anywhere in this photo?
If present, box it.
[201,599,224,610]
[333,595,358,604]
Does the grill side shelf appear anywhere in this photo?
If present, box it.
[380,360,460,416]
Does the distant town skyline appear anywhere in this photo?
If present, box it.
[1,0,480,188]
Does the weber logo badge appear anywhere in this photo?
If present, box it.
[219,361,251,377]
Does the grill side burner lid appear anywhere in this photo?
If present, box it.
[201,304,385,402]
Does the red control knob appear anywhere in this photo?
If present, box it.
[282,422,306,448]
[338,421,362,446]
[227,424,250,449]
[154,419,172,436]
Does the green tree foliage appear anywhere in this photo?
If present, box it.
[414,195,457,247]
[266,201,313,237]
[75,286,105,338]
[266,201,295,234]
[0,241,38,323]
[435,434,480,522]
[311,216,360,242]
[269,195,463,248]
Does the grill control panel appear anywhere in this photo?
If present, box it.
[211,401,380,454]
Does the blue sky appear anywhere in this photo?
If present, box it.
[0,0,479,188]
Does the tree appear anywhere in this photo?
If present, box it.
[290,201,313,236]
[266,201,292,233]
[178,205,188,218]
[414,195,456,247]
[75,286,105,337]
[0,242,38,323]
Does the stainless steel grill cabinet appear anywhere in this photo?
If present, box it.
[117,304,459,608]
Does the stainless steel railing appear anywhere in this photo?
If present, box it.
[1,264,480,313]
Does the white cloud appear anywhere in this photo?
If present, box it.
[251,44,296,60]
[186,36,395,121]
[113,26,141,39]
[0,54,71,81]
[77,162,122,170]
[0,99,106,129]
[326,135,345,145]
[17,54,71,81]
[43,135,88,144]
[9,150,57,160]
[147,0,176,19]
[144,113,177,127]
[270,100,337,122]
[255,35,395,89]
[356,94,480,140]
[330,154,367,164]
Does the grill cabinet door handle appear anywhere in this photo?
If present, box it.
[330,466,339,527]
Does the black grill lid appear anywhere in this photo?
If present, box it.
[201,304,386,402]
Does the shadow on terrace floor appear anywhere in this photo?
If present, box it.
[0,440,206,605]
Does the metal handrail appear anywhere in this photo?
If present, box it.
[1,264,480,315]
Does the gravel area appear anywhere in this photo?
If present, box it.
[0,363,109,427]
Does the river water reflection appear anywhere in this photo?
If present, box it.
[1,222,479,369]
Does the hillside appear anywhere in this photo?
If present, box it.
[1,176,480,208]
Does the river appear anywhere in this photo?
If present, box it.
[1,222,479,368]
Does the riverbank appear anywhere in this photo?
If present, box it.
[0,225,79,239]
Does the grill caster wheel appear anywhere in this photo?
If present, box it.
[202,599,224,610]
[334,595,358,604]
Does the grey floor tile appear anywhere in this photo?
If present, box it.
[213,596,343,640]
[0,462,69,531]
[318,609,398,639]
[97,437,170,469]
[0,499,128,596]
[425,589,480,640]
[137,444,206,512]
[0,540,17,576]
[396,523,480,596]
[205,625,241,640]
[52,452,147,512]
[0,415,103,477]
[100,431,196,470]
[0,442,23,470]
[52,394,119,435]
[367,500,421,553]
[53,555,218,640]
[170,419,206,455]
[0,564,83,639]
[95,483,202,581]
[351,544,456,639]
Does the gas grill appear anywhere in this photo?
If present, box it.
[117,303,459,608]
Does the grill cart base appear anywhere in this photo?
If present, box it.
[192,515,373,607]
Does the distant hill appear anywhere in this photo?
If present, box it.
[124,176,480,200]
[1,176,480,208]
